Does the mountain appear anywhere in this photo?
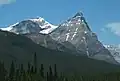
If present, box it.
[0,12,118,64]
[0,30,120,75]
[0,17,58,34]
[50,12,118,64]
[104,44,120,63]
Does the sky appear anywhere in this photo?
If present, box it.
[0,0,120,45]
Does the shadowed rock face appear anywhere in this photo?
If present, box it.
[10,20,42,34]
[0,30,120,75]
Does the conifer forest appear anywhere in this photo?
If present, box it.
[0,53,120,81]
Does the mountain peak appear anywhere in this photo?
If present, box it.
[0,17,58,34]
[29,17,45,22]
[61,11,91,31]
[73,11,83,18]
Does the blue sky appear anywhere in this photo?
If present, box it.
[0,0,120,44]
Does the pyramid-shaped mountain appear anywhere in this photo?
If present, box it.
[50,12,117,64]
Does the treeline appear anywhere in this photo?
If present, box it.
[0,53,120,81]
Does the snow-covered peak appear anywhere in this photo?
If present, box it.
[29,17,45,22]
[60,11,91,32]
[0,17,58,34]
[29,17,58,34]
[1,26,13,31]
[1,22,19,31]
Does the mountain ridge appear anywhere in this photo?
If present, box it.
[0,17,58,34]
[104,44,120,63]
[0,11,119,64]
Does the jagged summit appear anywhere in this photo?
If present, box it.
[67,11,85,22]
[73,11,83,18]
[59,11,91,32]
[29,17,45,22]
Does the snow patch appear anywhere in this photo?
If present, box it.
[39,25,58,34]
[66,33,70,41]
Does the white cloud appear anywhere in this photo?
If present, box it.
[0,0,16,5]
[105,22,120,36]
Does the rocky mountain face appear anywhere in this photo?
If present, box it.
[104,45,120,63]
[0,12,118,64]
[50,12,117,64]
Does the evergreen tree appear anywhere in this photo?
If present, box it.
[20,64,25,81]
[15,68,20,81]
[34,52,37,73]
[0,61,7,81]
[30,65,34,74]
[47,72,49,81]
[23,70,26,81]
[54,64,58,81]
[40,64,44,78]
[27,62,31,74]
[30,65,34,81]
[20,64,24,74]
[49,65,53,81]
[9,61,15,81]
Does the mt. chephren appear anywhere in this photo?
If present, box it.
[0,11,119,65]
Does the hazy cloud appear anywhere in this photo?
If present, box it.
[104,22,120,36]
[100,28,106,32]
[0,0,16,5]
